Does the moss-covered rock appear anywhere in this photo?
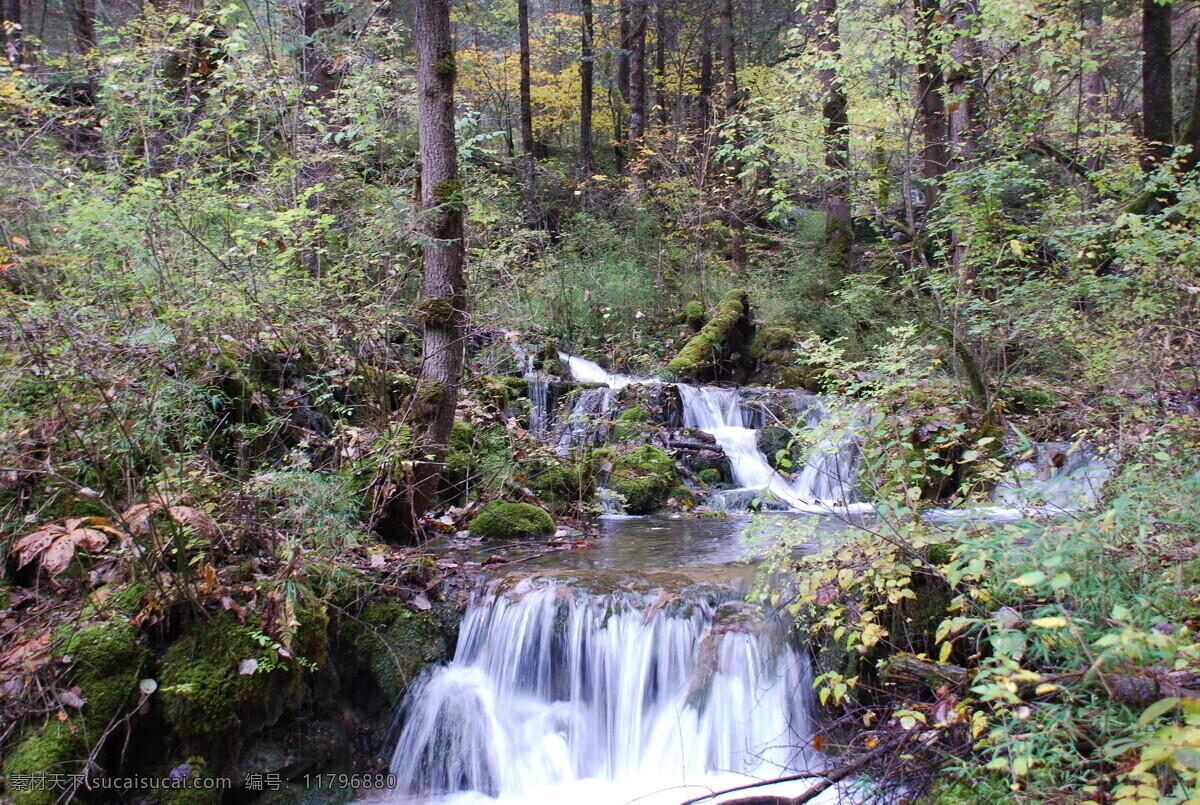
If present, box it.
[443,419,513,501]
[669,485,696,506]
[611,405,654,442]
[606,445,680,514]
[667,290,751,379]
[469,501,555,540]
[697,468,722,486]
[59,618,148,727]
[346,600,455,706]
[159,610,318,746]
[524,455,595,513]
[683,301,708,331]
[2,720,87,805]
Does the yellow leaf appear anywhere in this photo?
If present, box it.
[1031,616,1069,629]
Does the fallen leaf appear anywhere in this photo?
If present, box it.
[60,690,86,709]
[238,659,259,675]
[410,594,432,611]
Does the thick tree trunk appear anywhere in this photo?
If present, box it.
[1140,0,1174,169]
[68,0,97,54]
[720,0,746,271]
[915,0,946,209]
[580,0,595,173]
[408,0,466,538]
[518,0,537,218]
[615,0,632,171]
[1182,20,1200,173]
[815,0,851,264]
[693,31,714,184]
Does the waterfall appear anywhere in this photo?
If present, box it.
[677,385,867,514]
[387,581,838,805]
[557,352,657,390]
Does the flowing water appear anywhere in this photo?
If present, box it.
[365,356,1115,805]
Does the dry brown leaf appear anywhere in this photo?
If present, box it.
[167,506,216,537]
[71,528,110,553]
[41,536,78,576]
[121,504,155,535]
[14,526,60,567]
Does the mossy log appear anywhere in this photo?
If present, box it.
[667,289,753,382]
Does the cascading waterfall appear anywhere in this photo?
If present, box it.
[386,581,839,805]
[676,385,867,514]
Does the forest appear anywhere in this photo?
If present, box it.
[1,0,1200,802]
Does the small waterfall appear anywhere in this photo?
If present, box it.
[678,385,864,513]
[557,352,656,390]
[527,375,550,437]
[388,581,833,804]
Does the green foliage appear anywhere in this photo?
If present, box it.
[469,501,555,540]
[667,289,749,376]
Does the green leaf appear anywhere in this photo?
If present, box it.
[1010,571,1046,587]
[1137,697,1180,726]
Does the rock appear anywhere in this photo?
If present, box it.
[469,501,555,540]
[601,445,681,515]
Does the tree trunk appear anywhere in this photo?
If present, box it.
[947,0,980,280]
[518,0,537,218]
[615,0,632,171]
[68,0,97,54]
[2,0,25,67]
[654,0,668,129]
[915,0,947,209]
[1141,0,1174,169]
[815,0,851,265]
[1082,1,1105,174]
[627,0,648,147]
[297,0,344,276]
[580,0,595,173]
[407,0,466,538]
[1181,18,1200,173]
[720,0,746,271]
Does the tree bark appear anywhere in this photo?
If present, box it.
[654,0,668,129]
[814,0,851,264]
[2,0,25,67]
[518,0,537,218]
[1181,17,1200,173]
[947,0,980,280]
[408,0,467,538]
[68,0,97,54]
[615,0,632,170]
[1082,1,1105,174]
[915,0,947,209]
[720,0,746,271]
[628,0,648,151]
[1140,0,1174,169]
[297,0,345,276]
[580,0,595,173]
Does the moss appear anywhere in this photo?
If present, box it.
[412,296,456,327]
[667,289,749,377]
[612,406,654,442]
[757,425,803,472]
[159,757,219,805]
[669,485,696,506]
[431,178,463,205]
[434,54,456,78]
[2,720,87,805]
[1012,385,1064,415]
[606,445,680,514]
[683,300,708,330]
[159,614,295,744]
[524,455,595,513]
[349,601,454,706]
[414,378,444,405]
[59,619,147,728]
[443,420,512,500]
[469,501,555,540]
[697,468,721,486]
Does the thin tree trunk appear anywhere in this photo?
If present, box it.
[407,0,466,538]
[654,0,668,129]
[1082,1,1105,174]
[628,0,648,147]
[719,0,746,271]
[947,0,980,280]
[518,0,537,219]
[815,0,851,265]
[297,0,344,276]
[1141,0,1174,169]
[2,0,25,67]
[580,0,595,173]
[615,0,632,171]
[915,0,947,209]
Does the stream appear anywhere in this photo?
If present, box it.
[362,355,1115,805]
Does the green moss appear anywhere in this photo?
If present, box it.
[348,601,454,706]
[525,455,595,513]
[469,501,555,540]
[1012,385,1064,414]
[431,178,463,204]
[612,406,654,442]
[159,614,294,744]
[2,721,87,805]
[159,757,218,805]
[434,55,456,78]
[669,485,696,505]
[606,445,679,514]
[697,468,721,486]
[667,289,749,377]
[412,296,456,327]
[683,300,708,330]
[443,419,513,499]
[59,619,147,727]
